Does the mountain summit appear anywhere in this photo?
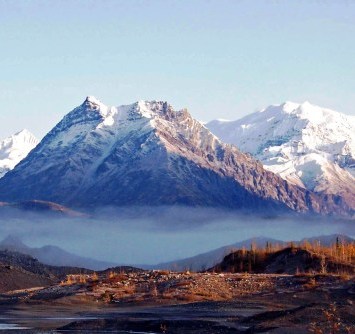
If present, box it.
[0,129,39,178]
[0,98,351,216]
[206,101,355,209]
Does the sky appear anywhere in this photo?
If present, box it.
[1,0,355,140]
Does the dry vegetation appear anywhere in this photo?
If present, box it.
[57,270,286,303]
[51,239,355,307]
[211,238,354,275]
[0,241,353,334]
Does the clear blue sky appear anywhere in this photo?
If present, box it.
[1,0,355,139]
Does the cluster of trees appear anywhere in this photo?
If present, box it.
[214,237,354,274]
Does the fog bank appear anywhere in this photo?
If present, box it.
[0,206,353,265]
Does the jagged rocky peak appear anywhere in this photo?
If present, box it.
[84,95,103,105]
[59,98,188,129]
[47,97,110,137]
[135,100,189,120]
[0,97,353,217]
[107,100,191,126]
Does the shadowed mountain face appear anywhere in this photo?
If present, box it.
[0,235,116,270]
[0,97,352,216]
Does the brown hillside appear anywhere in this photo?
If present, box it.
[210,246,355,275]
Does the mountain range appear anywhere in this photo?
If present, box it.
[206,101,355,209]
[153,234,354,271]
[0,97,353,217]
[1,234,351,273]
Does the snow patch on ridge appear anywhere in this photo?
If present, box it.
[206,101,355,200]
[0,129,39,178]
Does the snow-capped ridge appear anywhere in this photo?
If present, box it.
[0,130,39,178]
[206,101,355,208]
[0,97,353,216]
[85,95,102,105]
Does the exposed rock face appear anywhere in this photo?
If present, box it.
[206,101,355,211]
[0,97,352,216]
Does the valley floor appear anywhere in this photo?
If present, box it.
[0,272,353,333]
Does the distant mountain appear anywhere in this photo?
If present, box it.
[0,129,38,178]
[0,97,351,216]
[153,237,284,272]
[299,234,354,247]
[206,102,355,210]
[0,235,116,270]
[0,250,55,292]
[154,234,354,272]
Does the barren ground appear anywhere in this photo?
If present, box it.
[0,271,353,333]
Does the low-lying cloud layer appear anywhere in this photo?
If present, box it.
[0,206,353,265]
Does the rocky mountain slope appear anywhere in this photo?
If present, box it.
[0,97,351,216]
[0,256,53,293]
[0,129,38,178]
[206,101,355,209]
[0,200,88,218]
[0,249,96,292]
[153,237,284,272]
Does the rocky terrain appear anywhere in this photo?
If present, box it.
[0,97,353,217]
[0,269,353,333]
[0,242,353,333]
[207,101,355,211]
[0,250,93,293]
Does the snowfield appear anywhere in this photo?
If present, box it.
[207,101,355,203]
[0,129,39,178]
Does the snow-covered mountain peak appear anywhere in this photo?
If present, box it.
[1,97,353,216]
[15,128,33,136]
[82,95,109,115]
[133,100,182,120]
[85,95,102,104]
[11,129,38,145]
[0,129,38,155]
[0,130,39,178]
[265,101,300,113]
[206,101,355,205]
[265,100,345,122]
